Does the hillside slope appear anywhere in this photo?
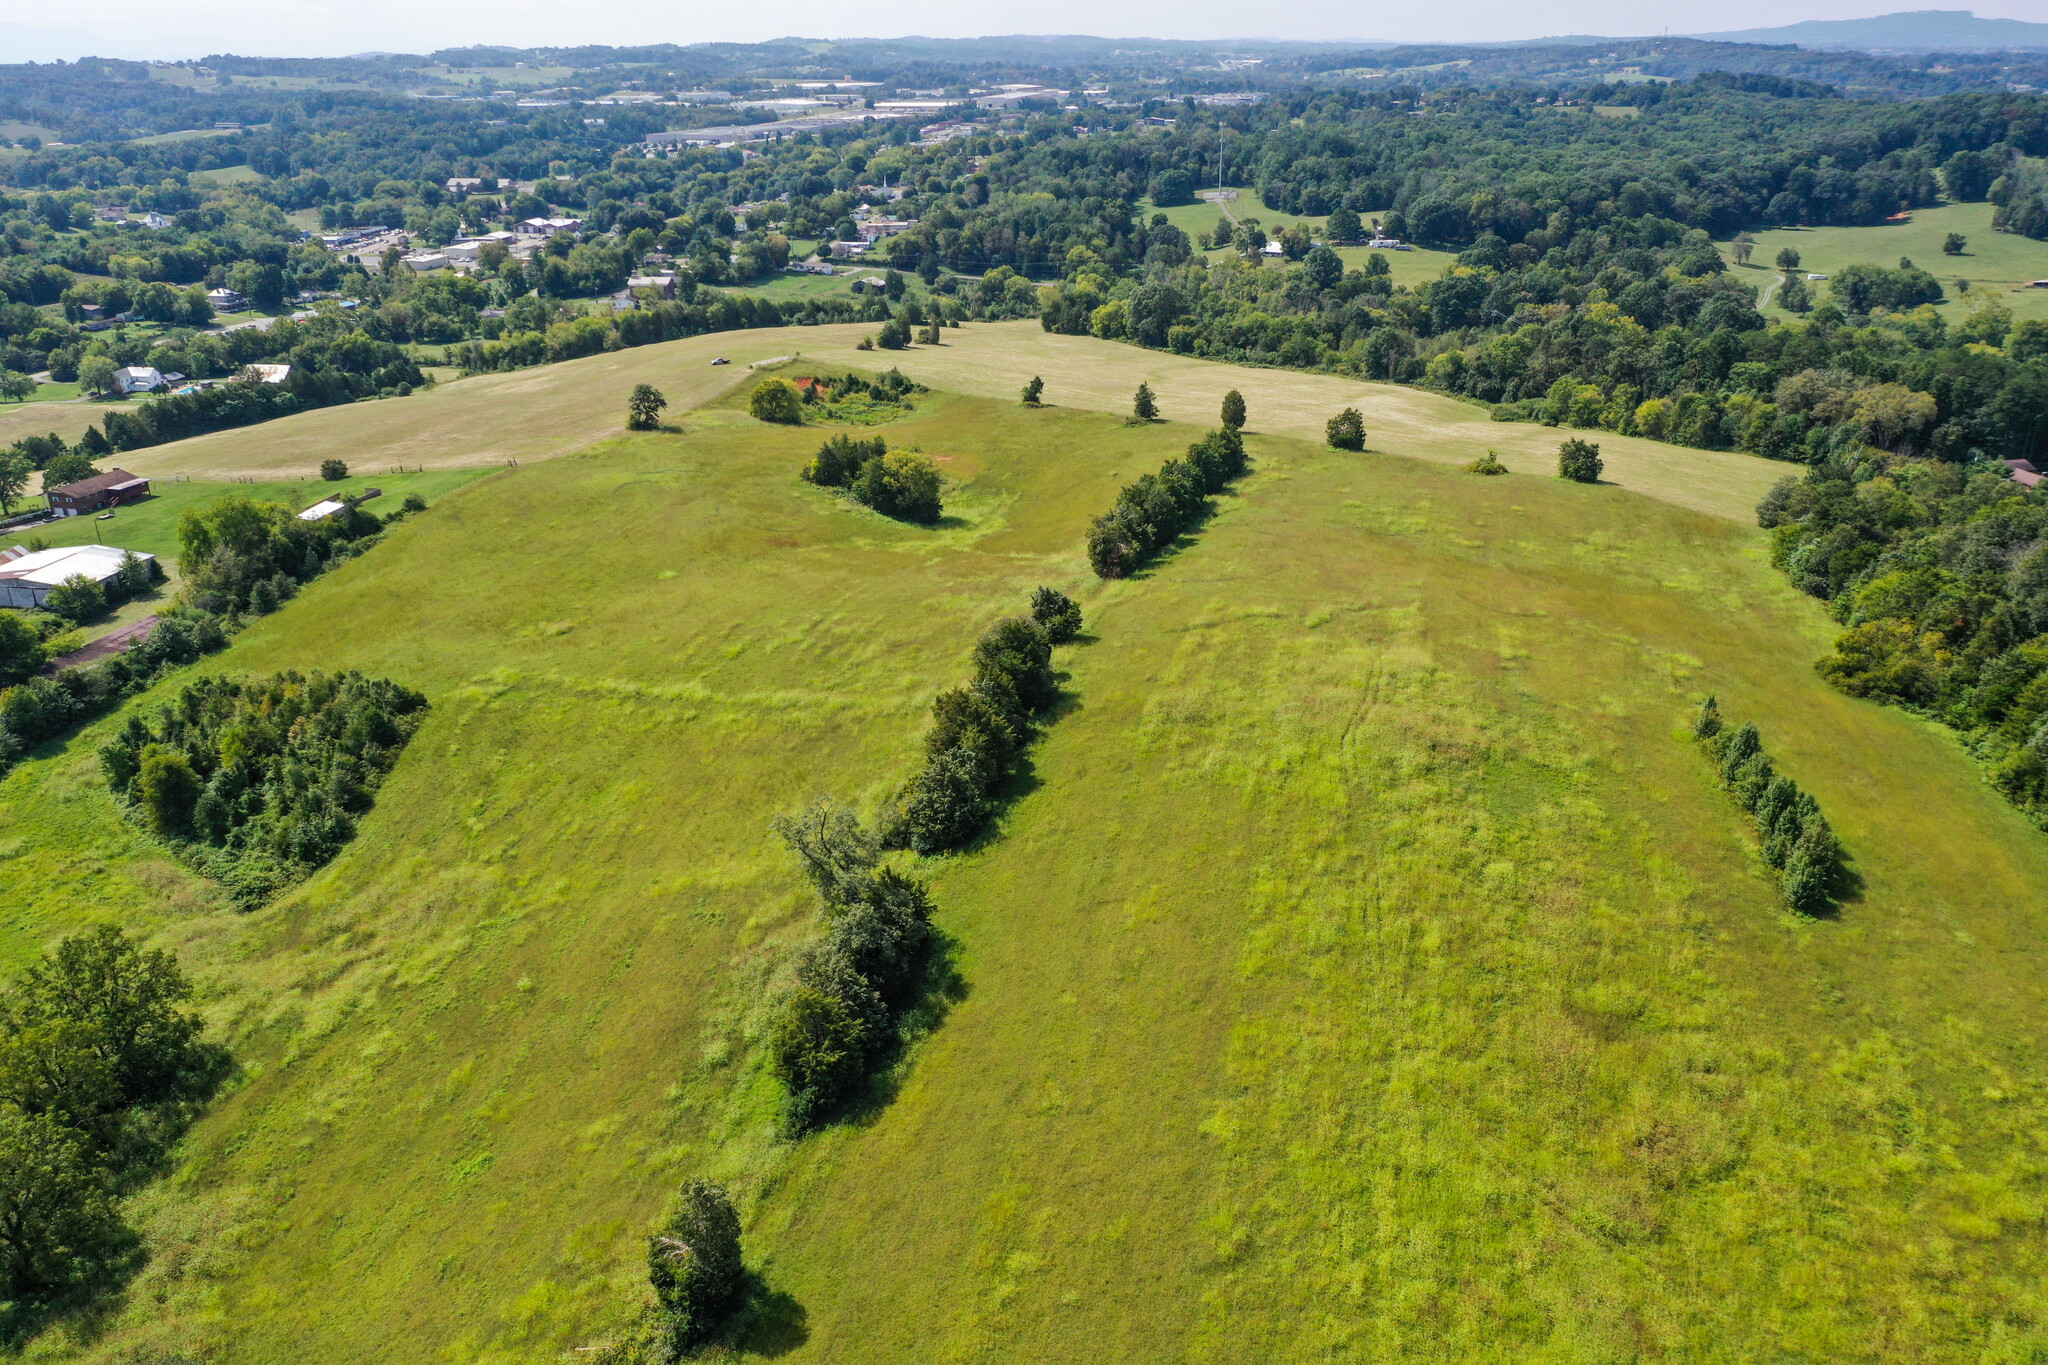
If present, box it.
[5,365,2048,1361]
[110,324,1787,523]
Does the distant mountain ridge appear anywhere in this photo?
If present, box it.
[1690,10,2048,51]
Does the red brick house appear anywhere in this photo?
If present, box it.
[47,468,151,517]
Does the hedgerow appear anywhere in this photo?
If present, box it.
[765,800,937,1134]
[885,595,1078,854]
[1087,427,1248,578]
[100,670,427,906]
[1692,696,1845,915]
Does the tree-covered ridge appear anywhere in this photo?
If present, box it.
[100,671,428,904]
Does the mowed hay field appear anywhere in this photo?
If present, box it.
[6,362,2048,1361]
[103,323,1788,524]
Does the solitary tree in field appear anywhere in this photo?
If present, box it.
[0,371,34,402]
[627,383,668,430]
[1558,436,1603,484]
[1021,375,1044,406]
[1730,233,1755,266]
[1325,408,1365,451]
[1131,382,1158,423]
[1327,205,1362,243]
[1943,232,1967,256]
[1221,389,1246,430]
[748,378,804,425]
[319,458,348,481]
[1775,247,1801,273]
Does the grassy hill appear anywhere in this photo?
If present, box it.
[7,330,2048,1360]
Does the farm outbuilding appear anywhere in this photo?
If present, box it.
[0,543,155,609]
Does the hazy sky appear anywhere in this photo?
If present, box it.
[1,0,2043,61]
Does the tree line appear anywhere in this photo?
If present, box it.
[99,671,428,907]
[1758,452,2048,828]
[0,609,230,784]
[1692,698,1846,915]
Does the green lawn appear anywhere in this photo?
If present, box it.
[17,469,494,561]
[1726,201,2048,324]
[4,337,2048,1361]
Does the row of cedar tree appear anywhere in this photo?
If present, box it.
[1088,425,1250,578]
[1692,697,1846,915]
[626,588,1086,1356]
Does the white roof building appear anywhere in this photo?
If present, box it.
[113,366,165,394]
[297,499,348,522]
[0,543,155,609]
[242,364,292,385]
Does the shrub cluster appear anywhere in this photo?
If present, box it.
[0,927,224,1318]
[1086,427,1247,579]
[100,670,427,905]
[1325,408,1365,450]
[800,433,943,524]
[766,801,936,1134]
[0,608,228,780]
[645,1178,745,1352]
[799,368,925,424]
[885,592,1079,854]
[1692,697,1844,915]
[177,490,390,617]
[1558,436,1604,483]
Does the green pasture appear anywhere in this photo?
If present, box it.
[2,338,2048,1361]
[191,165,264,186]
[1727,202,2048,324]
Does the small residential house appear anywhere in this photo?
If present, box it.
[0,543,156,609]
[44,469,151,518]
[828,240,870,259]
[626,273,678,298]
[849,275,892,295]
[2006,459,2043,488]
[516,217,585,237]
[141,212,172,229]
[112,366,166,395]
[207,286,248,311]
[856,218,915,242]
